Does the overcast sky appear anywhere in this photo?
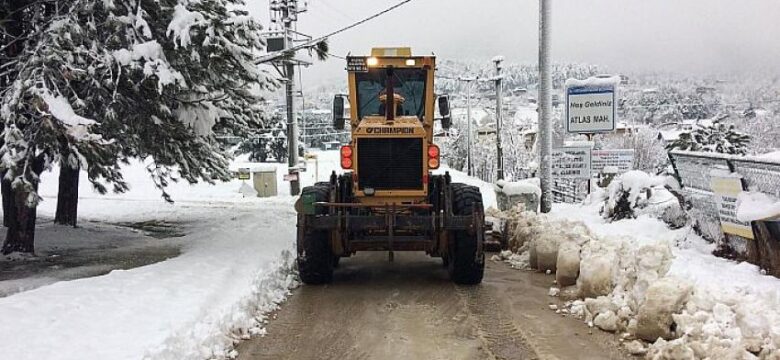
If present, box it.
[246,0,780,85]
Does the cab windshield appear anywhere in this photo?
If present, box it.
[355,68,426,120]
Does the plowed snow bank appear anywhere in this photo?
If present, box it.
[496,202,780,358]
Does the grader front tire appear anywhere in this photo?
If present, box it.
[297,185,334,285]
[448,184,485,285]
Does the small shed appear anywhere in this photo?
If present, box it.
[252,165,278,197]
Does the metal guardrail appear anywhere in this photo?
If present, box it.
[669,150,780,196]
[552,178,588,203]
[668,150,780,244]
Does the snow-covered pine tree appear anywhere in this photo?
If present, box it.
[0,0,278,254]
[439,126,467,172]
[236,136,270,162]
[666,116,750,155]
[106,0,278,201]
[269,122,289,163]
[0,0,104,251]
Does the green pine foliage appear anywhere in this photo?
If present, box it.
[667,118,750,155]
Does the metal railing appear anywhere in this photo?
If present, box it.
[668,150,780,244]
[552,178,588,203]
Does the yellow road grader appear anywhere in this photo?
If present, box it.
[296,48,485,284]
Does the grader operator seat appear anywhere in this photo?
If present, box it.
[377,92,406,118]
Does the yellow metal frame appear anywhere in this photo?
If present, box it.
[344,50,437,205]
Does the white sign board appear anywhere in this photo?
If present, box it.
[591,149,634,173]
[710,174,753,240]
[283,173,299,182]
[551,147,592,179]
[566,82,617,134]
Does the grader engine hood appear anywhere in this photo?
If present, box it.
[351,118,428,199]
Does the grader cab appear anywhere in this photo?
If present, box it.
[296,47,485,284]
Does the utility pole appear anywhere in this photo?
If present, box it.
[459,76,476,176]
[467,80,473,176]
[286,64,300,195]
[283,3,300,195]
[268,0,308,195]
[538,0,553,213]
[493,56,505,181]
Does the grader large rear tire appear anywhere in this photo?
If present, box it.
[297,185,334,284]
[448,183,485,285]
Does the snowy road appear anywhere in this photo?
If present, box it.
[236,252,629,360]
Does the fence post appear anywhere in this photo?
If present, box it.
[668,152,682,185]
[727,158,758,263]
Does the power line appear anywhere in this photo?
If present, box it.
[256,0,415,64]
[312,0,355,22]
[307,0,414,47]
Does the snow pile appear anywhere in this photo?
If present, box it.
[146,251,297,359]
[496,205,780,358]
[737,191,780,222]
[601,170,685,227]
[603,170,663,214]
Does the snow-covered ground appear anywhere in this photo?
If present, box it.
[0,151,339,360]
[11,145,778,359]
[0,218,183,297]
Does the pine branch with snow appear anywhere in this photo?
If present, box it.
[666,117,750,155]
[1,0,279,202]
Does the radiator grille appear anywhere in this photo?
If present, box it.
[357,138,423,190]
